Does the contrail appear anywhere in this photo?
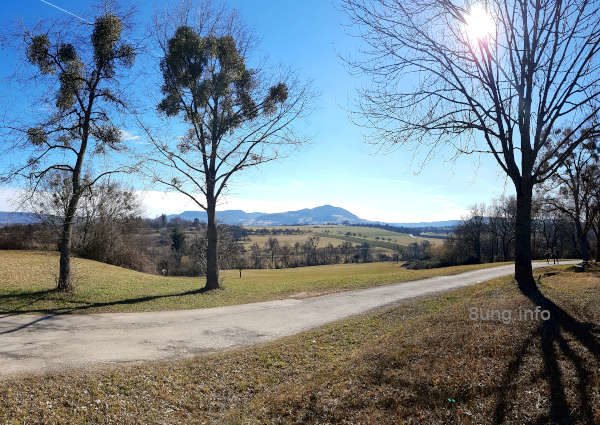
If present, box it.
[38,0,92,24]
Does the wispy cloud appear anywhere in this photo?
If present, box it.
[120,129,140,142]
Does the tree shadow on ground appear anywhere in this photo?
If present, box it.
[275,271,600,424]
[0,287,210,335]
[0,290,55,319]
[493,287,600,424]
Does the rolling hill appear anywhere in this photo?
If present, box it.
[0,205,460,228]
[167,205,363,226]
[0,212,41,226]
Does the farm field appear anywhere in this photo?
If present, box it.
[245,224,444,252]
[244,234,345,248]
[111,224,444,258]
[314,225,444,248]
[0,250,506,314]
[1,265,596,423]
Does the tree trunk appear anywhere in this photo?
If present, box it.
[514,180,536,295]
[205,199,219,291]
[57,208,76,292]
[576,224,590,263]
[596,230,600,263]
[532,226,537,259]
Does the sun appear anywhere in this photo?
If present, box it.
[464,3,494,43]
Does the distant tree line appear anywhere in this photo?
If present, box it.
[405,195,599,270]
[245,237,381,269]
[246,228,304,236]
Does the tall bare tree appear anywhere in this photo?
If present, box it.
[542,130,599,264]
[592,174,600,262]
[143,5,308,290]
[344,0,600,294]
[2,10,137,291]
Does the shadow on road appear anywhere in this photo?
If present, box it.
[0,288,210,335]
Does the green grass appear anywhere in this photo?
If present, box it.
[0,250,508,314]
[1,266,597,423]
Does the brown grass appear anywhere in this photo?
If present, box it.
[0,265,598,424]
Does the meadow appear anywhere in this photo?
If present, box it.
[0,250,503,314]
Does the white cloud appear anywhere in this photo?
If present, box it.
[137,190,200,217]
[0,188,26,211]
[120,129,140,141]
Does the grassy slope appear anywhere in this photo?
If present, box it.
[0,251,507,314]
[1,266,597,424]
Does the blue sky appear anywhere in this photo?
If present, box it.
[0,0,511,222]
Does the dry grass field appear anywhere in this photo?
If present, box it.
[0,251,506,314]
[1,265,597,423]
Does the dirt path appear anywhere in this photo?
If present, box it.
[0,261,573,377]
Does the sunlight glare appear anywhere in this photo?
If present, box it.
[464,3,494,43]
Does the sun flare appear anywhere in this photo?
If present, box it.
[464,3,494,42]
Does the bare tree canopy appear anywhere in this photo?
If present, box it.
[1,9,138,291]
[142,3,309,290]
[344,0,600,293]
[541,130,599,263]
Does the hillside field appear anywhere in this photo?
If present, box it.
[245,224,444,252]
[0,250,504,314]
[244,234,346,249]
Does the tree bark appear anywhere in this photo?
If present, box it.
[596,229,600,263]
[57,201,78,292]
[576,223,590,263]
[514,180,536,295]
[205,197,219,291]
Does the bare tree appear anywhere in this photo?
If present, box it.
[266,237,280,268]
[2,9,137,291]
[534,195,563,255]
[592,174,600,262]
[142,4,309,290]
[76,180,139,248]
[344,0,600,294]
[492,196,517,261]
[543,131,599,264]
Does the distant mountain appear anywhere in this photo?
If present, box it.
[255,205,362,225]
[0,212,41,227]
[167,206,462,227]
[168,205,364,226]
[0,207,461,229]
